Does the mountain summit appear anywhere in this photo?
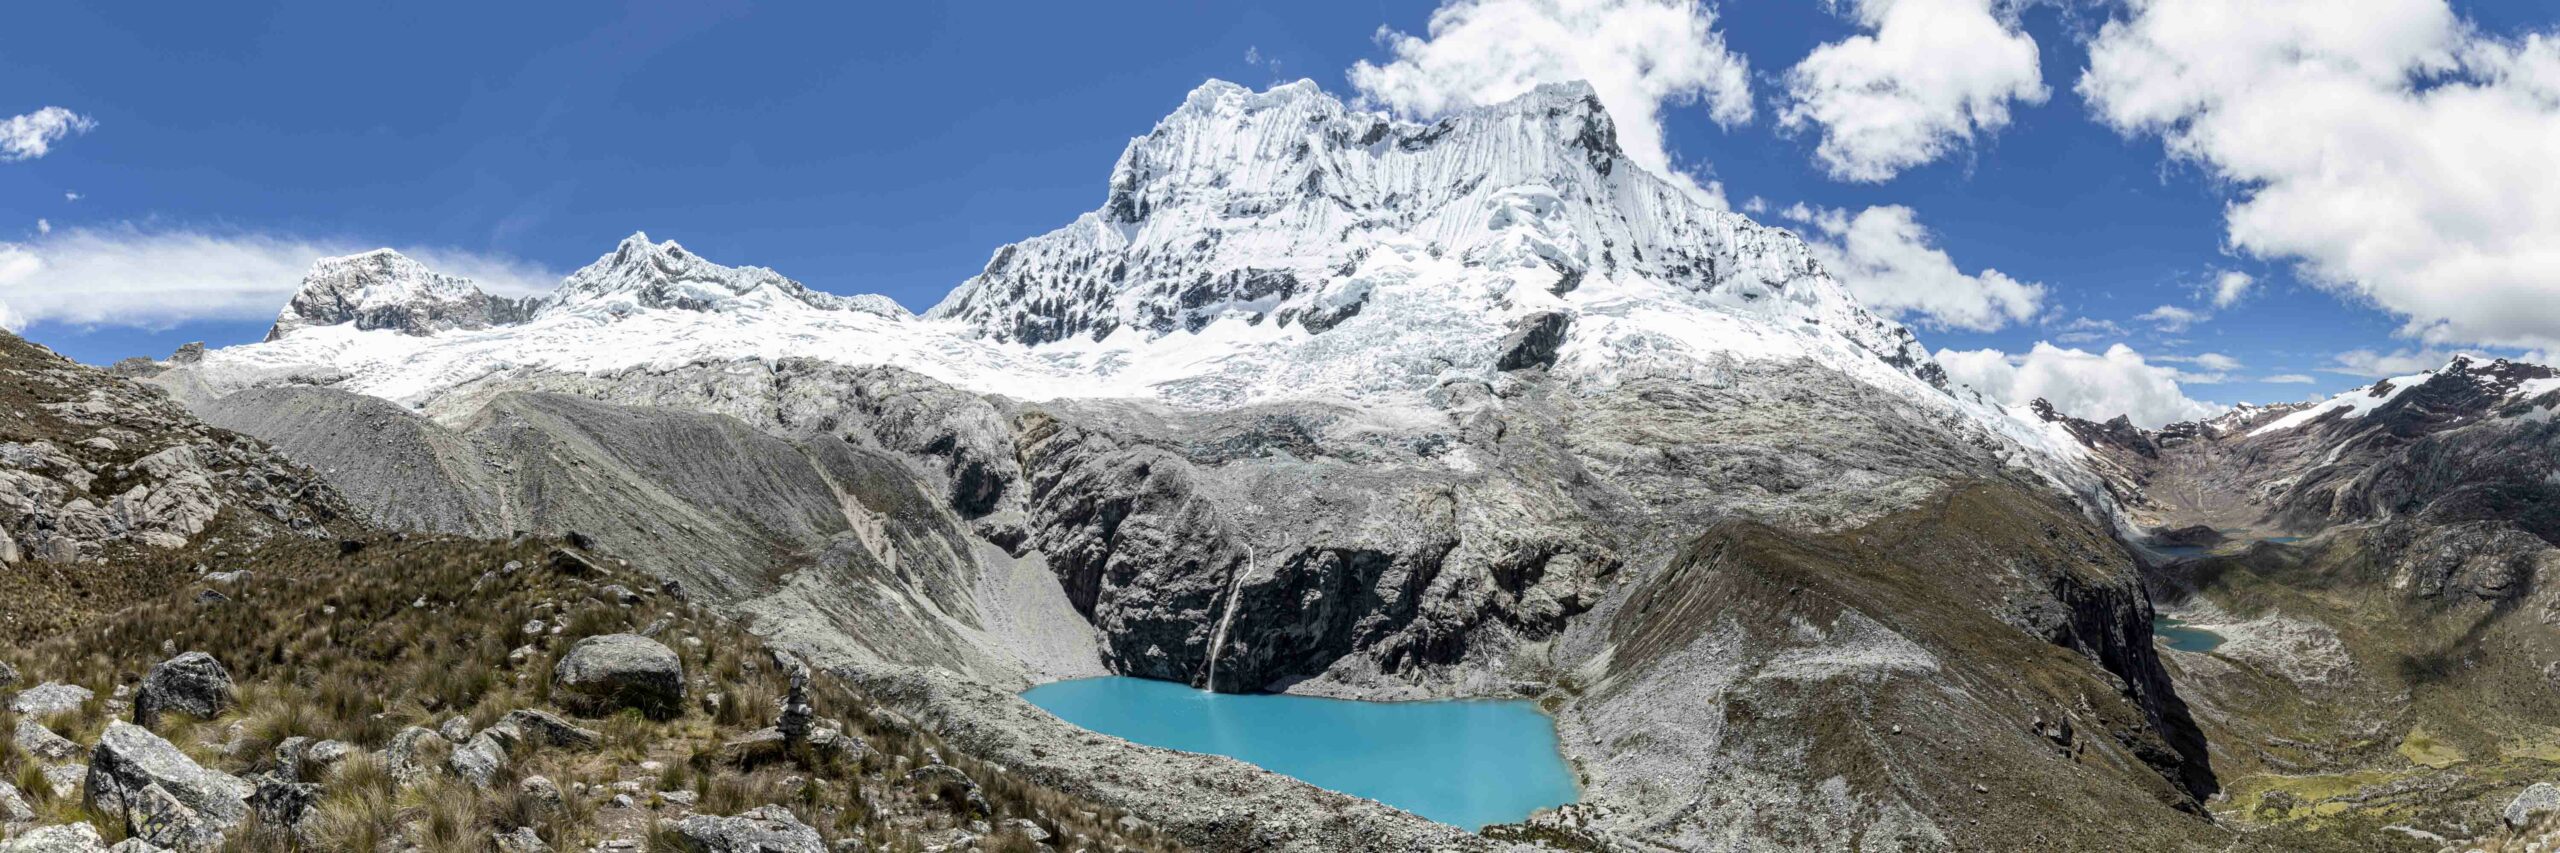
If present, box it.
[265,248,536,341]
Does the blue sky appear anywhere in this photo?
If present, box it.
[3,0,2555,425]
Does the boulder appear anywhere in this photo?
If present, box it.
[40,765,83,800]
[1,779,34,824]
[2508,781,2560,829]
[552,634,683,717]
[9,683,92,718]
[269,737,352,783]
[493,826,552,853]
[0,823,110,852]
[246,778,319,837]
[670,805,826,853]
[86,722,251,850]
[133,653,234,727]
[14,719,82,762]
[906,765,990,818]
[446,726,520,789]
[382,726,444,784]
[496,709,602,750]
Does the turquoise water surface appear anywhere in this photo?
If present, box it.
[2152,615,2225,653]
[1020,676,1578,829]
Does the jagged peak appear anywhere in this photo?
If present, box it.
[547,233,907,321]
[266,249,529,341]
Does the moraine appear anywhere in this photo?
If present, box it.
[1022,676,1579,830]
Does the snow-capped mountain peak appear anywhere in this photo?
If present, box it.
[925,78,1942,389]
[266,248,535,341]
[544,231,908,320]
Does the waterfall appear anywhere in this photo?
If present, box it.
[1203,542,1251,691]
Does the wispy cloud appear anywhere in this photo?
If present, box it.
[0,225,557,332]
[2137,304,2204,332]
[2326,347,2459,378]
[2261,373,2317,384]
[0,107,96,162]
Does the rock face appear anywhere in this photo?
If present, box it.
[265,249,538,340]
[552,634,684,717]
[669,804,827,853]
[0,331,345,573]
[86,722,253,850]
[133,652,235,727]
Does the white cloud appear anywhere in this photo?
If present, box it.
[1778,0,2048,182]
[1784,203,2044,331]
[2050,316,2126,344]
[63,192,80,202]
[0,226,556,332]
[2210,270,2254,308]
[2326,347,2460,378]
[2154,351,2240,383]
[2137,304,2204,332]
[2262,373,2317,384]
[1938,342,2223,427]
[1742,195,1767,214]
[34,219,48,235]
[1349,0,1755,204]
[2080,1,2560,350]
[0,107,96,162]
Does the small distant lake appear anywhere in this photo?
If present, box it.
[1021,676,1579,829]
[2153,615,2225,653]
[2261,536,2303,544]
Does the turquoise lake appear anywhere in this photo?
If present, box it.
[1020,676,1579,829]
[2152,615,2225,653]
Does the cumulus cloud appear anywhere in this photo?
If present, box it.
[34,219,48,235]
[2210,270,2254,308]
[1778,0,2048,182]
[1937,342,2223,427]
[1782,203,2045,331]
[2137,304,2203,332]
[2080,0,2560,349]
[1349,0,1755,203]
[0,226,557,332]
[0,107,96,162]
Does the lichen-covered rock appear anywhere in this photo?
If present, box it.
[492,826,552,853]
[0,823,111,852]
[670,804,826,853]
[552,634,683,717]
[2509,782,2560,829]
[86,723,251,852]
[495,709,601,750]
[133,653,235,727]
[9,682,92,718]
[246,777,319,839]
[14,719,81,762]
[381,726,443,784]
[0,779,35,824]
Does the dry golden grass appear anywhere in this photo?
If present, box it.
[0,533,1178,851]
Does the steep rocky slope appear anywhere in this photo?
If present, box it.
[2033,355,2560,847]
[132,79,2228,850]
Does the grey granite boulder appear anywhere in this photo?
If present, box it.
[0,823,110,852]
[670,804,825,853]
[552,634,683,717]
[9,683,92,718]
[86,722,250,851]
[133,653,234,727]
[2508,781,2560,829]
[14,719,81,762]
[496,709,602,750]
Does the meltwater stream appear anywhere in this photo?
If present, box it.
[1022,676,1579,829]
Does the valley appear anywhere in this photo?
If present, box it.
[3,78,2556,853]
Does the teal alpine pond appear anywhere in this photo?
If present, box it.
[2152,615,2226,653]
[1020,676,1578,829]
